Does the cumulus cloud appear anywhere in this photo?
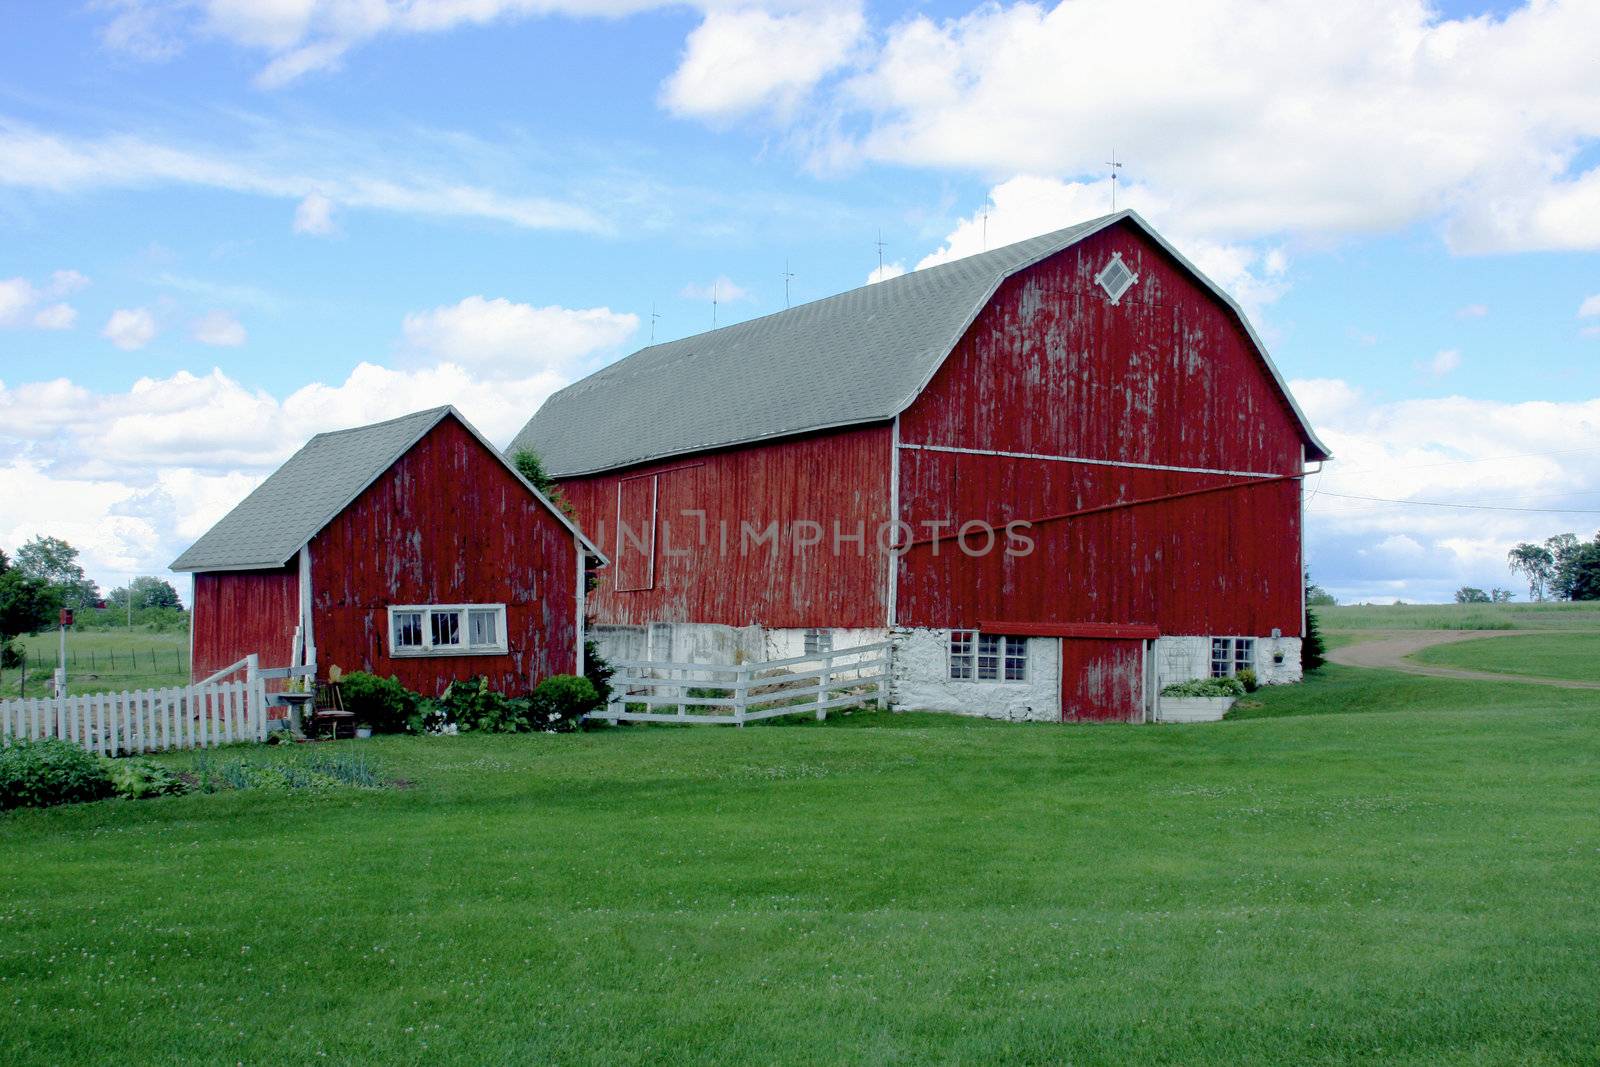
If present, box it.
[292,192,337,235]
[399,296,637,377]
[101,308,158,350]
[867,262,906,284]
[1421,349,1461,379]
[1580,294,1600,318]
[0,270,88,330]
[191,310,247,347]
[662,5,865,121]
[1297,379,1600,602]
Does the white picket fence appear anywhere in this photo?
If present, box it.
[594,641,891,725]
[0,656,269,756]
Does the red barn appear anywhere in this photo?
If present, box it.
[174,406,603,697]
[515,210,1329,721]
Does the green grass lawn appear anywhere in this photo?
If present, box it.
[3,672,1599,1064]
[1408,633,1600,683]
[2,626,189,699]
[1313,600,1600,631]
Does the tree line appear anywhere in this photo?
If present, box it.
[0,536,185,665]
[1506,531,1600,602]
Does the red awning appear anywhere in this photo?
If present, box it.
[978,621,1160,640]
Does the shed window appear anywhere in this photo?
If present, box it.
[1094,253,1139,304]
[1210,637,1256,678]
[951,632,1027,681]
[804,629,833,656]
[388,604,507,657]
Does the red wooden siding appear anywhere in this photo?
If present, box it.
[1060,639,1144,722]
[309,416,579,696]
[191,567,297,682]
[897,220,1304,637]
[558,424,892,629]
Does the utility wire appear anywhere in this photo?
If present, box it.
[1310,490,1600,515]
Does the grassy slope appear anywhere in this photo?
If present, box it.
[1409,633,1600,683]
[4,673,1600,1064]
[4,627,188,699]
[1313,601,1600,631]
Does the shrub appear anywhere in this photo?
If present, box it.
[584,638,615,707]
[529,674,599,732]
[102,756,187,799]
[1161,677,1246,698]
[1236,667,1258,693]
[0,738,115,810]
[340,672,421,734]
[431,675,531,733]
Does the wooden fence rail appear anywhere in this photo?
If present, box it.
[0,669,269,756]
[593,641,891,726]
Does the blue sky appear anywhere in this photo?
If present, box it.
[2,0,1598,604]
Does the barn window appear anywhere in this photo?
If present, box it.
[388,604,508,657]
[1094,253,1139,305]
[1210,637,1256,678]
[951,632,1027,681]
[804,629,833,656]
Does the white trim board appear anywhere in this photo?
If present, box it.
[897,441,1293,481]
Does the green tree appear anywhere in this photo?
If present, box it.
[1489,588,1514,603]
[0,549,56,660]
[1453,586,1490,604]
[12,536,99,612]
[1506,542,1555,601]
[1305,583,1336,606]
[1545,533,1583,600]
[1302,573,1326,673]
[107,576,182,612]
[510,447,575,518]
[1569,543,1600,601]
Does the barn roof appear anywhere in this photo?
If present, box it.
[510,210,1330,476]
[171,406,603,573]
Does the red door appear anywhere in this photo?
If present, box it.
[1061,638,1145,722]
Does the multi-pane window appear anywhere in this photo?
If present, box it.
[948,631,975,680]
[950,632,1027,681]
[1210,637,1256,678]
[388,604,507,656]
[804,629,833,655]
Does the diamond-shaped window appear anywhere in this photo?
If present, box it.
[1094,254,1138,305]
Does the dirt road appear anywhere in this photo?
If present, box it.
[1326,629,1600,690]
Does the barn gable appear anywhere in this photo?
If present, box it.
[512,211,1328,478]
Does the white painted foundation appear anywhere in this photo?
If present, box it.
[888,627,1060,722]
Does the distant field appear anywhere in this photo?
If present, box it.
[1410,633,1600,683]
[1314,601,1600,631]
[2,628,188,699]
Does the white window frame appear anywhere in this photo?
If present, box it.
[950,631,1027,682]
[1210,637,1256,678]
[387,603,508,657]
[1094,252,1139,305]
[804,628,833,656]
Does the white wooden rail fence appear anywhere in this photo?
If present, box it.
[594,641,891,725]
[0,654,270,756]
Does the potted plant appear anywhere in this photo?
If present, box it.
[354,723,373,740]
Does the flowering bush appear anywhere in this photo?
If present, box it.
[529,675,600,733]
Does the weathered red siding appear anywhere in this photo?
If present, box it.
[190,567,297,682]
[309,416,579,696]
[896,220,1304,637]
[558,424,892,629]
[1060,638,1144,722]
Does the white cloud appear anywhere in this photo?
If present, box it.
[0,269,88,329]
[191,310,247,347]
[400,296,637,377]
[0,119,607,234]
[102,308,158,351]
[662,5,865,121]
[867,261,906,284]
[804,0,1600,251]
[1298,379,1600,602]
[1456,303,1488,319]
[1421,348,1461,379]
[292,191,337,235]
[680,276,751,303]
[1579,294,1600,318]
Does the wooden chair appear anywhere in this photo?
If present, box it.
[311,666,355,740]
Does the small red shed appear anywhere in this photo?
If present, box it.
[173,406,603,696]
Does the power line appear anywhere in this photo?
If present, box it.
[1329,444,1600,478]
[1310,490,1600,515]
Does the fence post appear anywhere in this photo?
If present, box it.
[816,652,830,721]
[245,654,262,741]
[876,642,890,711]
[735,664,748,728]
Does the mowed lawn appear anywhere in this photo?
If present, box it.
[1411,632,1600,684]
[4,673,1600,1064]
[1313,601,1600,631]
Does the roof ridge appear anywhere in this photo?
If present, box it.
[310,405,451,441]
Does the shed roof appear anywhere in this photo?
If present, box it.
[171,406,603,572]
[510,210,1330,477]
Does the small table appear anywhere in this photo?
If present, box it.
[269,692,314,734]
[312,709,356,740]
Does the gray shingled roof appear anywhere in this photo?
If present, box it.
[509,210,1328,477]
[172,406,602,572]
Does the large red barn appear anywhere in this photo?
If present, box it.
[174,406,603,697]
[514,210,1328,721]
